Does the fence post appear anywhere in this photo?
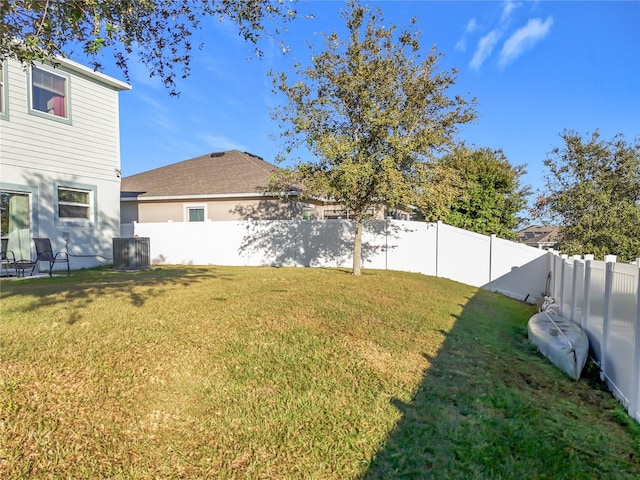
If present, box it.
[384,218,389,270]
[581,255,594,330]
[546,251,555,296]
[548,251,556,297]
[435,220,441,279]
[630,260,640,422]
[559,254,568,317]
[601,255,617,381]
[551,251,561,299]
[489,234,496,284]
[555,253,563,299]
[570,256,582,324]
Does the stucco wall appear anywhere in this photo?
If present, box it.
[126,197,306,222]
[121,197,394,222]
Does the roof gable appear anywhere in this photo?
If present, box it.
[121,150,281,199]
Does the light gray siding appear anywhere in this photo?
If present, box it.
[0,58,130,270]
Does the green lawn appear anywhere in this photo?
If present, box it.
[1,267,638,479]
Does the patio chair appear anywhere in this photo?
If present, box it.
[1,238,16,276]
[31,238,70,276]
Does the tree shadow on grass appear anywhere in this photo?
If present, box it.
[362,290,640,479]
[0,266,231,320]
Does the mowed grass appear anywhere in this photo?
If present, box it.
[0,266,638,479]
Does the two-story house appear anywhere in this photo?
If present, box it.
[0,57,130,272]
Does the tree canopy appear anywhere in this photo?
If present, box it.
[271,1,475,275]
[1,0,297,94]
[534,130,640,262]
[434,145,530,240]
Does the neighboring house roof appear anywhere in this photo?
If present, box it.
[517,225,561,248]
[121,150,287,200]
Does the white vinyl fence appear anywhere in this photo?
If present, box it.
[124,219,550,301]
[549,253,640,423]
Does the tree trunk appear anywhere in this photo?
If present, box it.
[352,217,363,275]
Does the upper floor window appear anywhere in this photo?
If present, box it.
[31,66,68,119]
[57,187,92,220]
[0,62,6,118]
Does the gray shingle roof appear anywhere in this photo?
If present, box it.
[121,150,280,198]
[517,225,561,247]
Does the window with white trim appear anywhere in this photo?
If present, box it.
[187,206,205,222]
[0,62,6,118]
[31,66,68,118]
[57,187,92,220]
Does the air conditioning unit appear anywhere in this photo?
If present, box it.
[113,237,150,270]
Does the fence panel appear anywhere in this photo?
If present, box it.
[571,261,585,327]
[551,256,639,422]
[488,237,549,302]
[634,265,640,422]
[225,220,294,266]
[384,221,437,276]
[584,260,607,363]
[601,263,639,408]
[551,254,563,300]
[561,258,575,319]
[436,222,491,287]
[360,220,388,270]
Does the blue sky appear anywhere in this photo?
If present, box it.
[106,1,640,217]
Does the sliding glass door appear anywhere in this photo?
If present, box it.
[0,191,31,261]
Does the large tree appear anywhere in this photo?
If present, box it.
[271,1,476,275]
[435,145,530,239]
[1,0,297,94]
[534,130,640,261]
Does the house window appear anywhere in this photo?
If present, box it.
[30,66,68,118]
[0,62,6,118]
[0,191,31,261]
[57,187,92,220]
[187,206,205,222]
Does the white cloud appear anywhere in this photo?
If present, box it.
[456,18,479,52]
[499,16,554,68]
[466,18,479,33]
[136,94,179,132]
[200,134,248,152]
[463,2,551,72]
[469,30,501,71]
[501,0,522,23]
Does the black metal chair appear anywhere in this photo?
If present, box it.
[31,238,70,276]
[1,238,17,276]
